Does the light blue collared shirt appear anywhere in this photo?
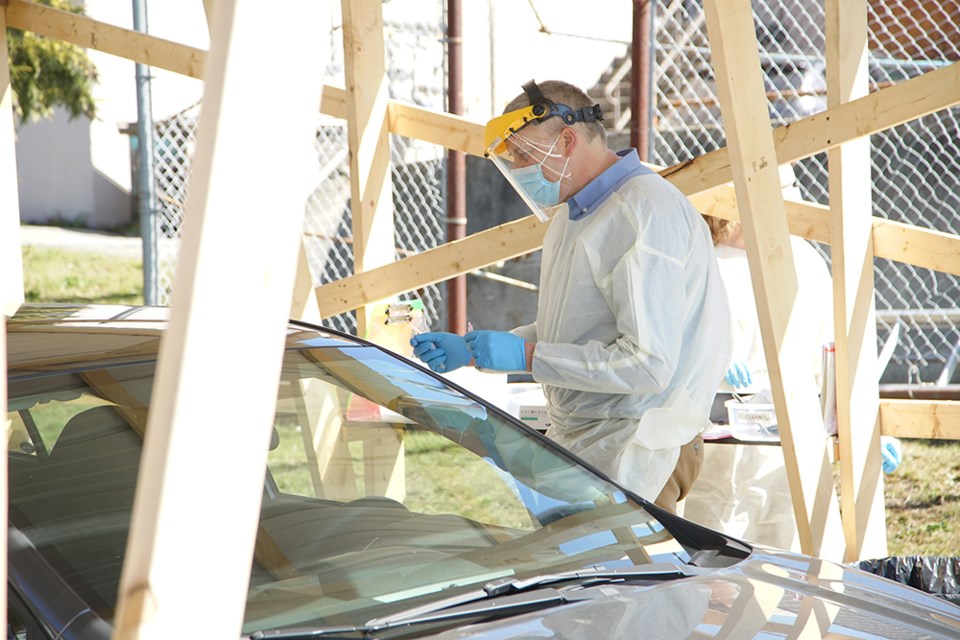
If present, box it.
[566,148,653,221]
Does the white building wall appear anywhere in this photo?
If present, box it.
[16,0,207,228]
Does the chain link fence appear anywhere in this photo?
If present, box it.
[152,102,199,301]
[150,2,448,337]
[645,0,960,386]
[148,1,958,384]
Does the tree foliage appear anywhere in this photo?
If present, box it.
[7,0,98,124]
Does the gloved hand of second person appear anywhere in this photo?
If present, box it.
[409,332,471,373]
[881,435,903,474]
[724,359,752,389]
[464,330,527,372]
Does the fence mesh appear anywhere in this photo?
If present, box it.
[149,1,959,384]
[151,3,448,337]
[645,0,960,384]
[152,102,199,302]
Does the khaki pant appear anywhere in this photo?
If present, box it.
[653,433,704,513]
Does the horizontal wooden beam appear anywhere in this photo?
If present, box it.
[315,60,960,314]
[321,85,346,120]
[694,192,960,277]
[5,0,206,79]
[662,60,960,196]
[315,188,960,316]
[388,102,485,157]
[315,215,546,317]
[871,219,960,276]
[880,400,960,439]
[14,1,958,302]
[689,188,834,243]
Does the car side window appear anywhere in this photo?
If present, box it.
[7,393,115,459]
[8,412,35,456]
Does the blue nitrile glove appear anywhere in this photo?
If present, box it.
[409,332,471,373]
[881,435,903,474]
[725,359,752,389]
[464,330,526,372]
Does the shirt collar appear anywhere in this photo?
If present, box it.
[567,148,653,221]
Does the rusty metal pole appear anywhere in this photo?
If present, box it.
[631,0,653,160]
[446,0,467,334]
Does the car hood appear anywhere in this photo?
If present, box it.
[429,549,960,639]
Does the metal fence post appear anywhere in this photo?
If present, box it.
[133,0,158,305]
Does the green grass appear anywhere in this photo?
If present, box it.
[22,245,143,305]
[884,439,960,557]
[18,245,960,558]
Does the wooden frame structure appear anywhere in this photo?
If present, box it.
[2,0,960,629]
[824,0,887,560]
[704,0,847,559]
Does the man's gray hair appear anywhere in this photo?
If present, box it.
[503,80,606,143]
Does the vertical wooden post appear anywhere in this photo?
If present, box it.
[113,0,328,636]
[0,313,6,634]
[1,10,20,628]
[201,0,214,26]
[1,6,23,319]
[341,0,395,338]
[702,0,845,560]
[291,240,323,324]
[203,0,322,326]
[825,0,887,562]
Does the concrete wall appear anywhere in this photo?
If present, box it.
[461,154,540,333]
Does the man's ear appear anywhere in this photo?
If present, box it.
[559,126,577,156]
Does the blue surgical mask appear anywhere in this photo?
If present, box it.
[510,164,561,207]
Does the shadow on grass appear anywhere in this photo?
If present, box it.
[891,493,960,511]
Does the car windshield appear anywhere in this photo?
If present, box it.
[7,326,704,636]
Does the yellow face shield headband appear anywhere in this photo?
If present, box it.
[483,80,604,159]
[483,105,541,158]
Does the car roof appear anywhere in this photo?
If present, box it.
[9,303,171,329]
[6,303,359,375]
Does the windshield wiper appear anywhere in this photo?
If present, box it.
[251,588,574,639]
[249,562,706,639]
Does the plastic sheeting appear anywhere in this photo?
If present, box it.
[857,556,960,605]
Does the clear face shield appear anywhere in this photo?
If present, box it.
[484,81,604,223]
[486,125,570,222]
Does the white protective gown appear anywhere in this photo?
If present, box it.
[512,169,731,501]
[682,237,833,551]
[714,238,833,399]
